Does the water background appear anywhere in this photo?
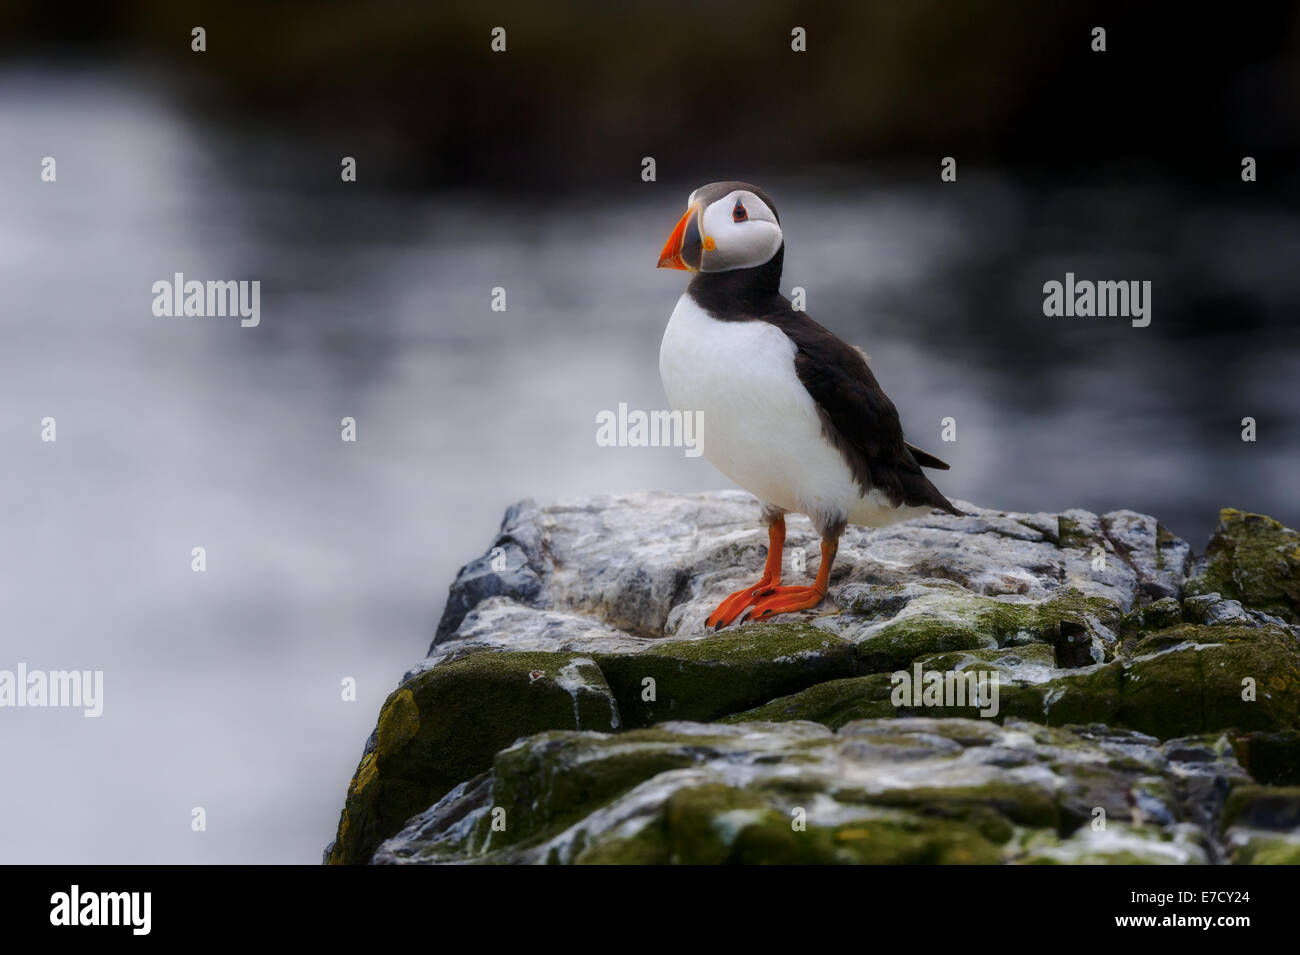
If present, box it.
[1,67,1297,862]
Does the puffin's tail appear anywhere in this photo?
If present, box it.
[906,443,950,471]
[902,443,965,516]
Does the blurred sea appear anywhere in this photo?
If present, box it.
[1,66,1297,862]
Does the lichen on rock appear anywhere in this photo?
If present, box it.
[1186,508,1300,625]
[326,649,621,865]
[370,718,1251,865]
[325,493,1300,864]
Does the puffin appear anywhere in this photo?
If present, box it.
[657,181,962,629]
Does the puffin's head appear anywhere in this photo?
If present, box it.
[657,181,782,273]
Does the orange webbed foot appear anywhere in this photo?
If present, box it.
[744,585,828,622]
[707,579,776,630]
[707,516,788,630]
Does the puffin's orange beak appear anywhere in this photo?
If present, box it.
[657,202,707,271]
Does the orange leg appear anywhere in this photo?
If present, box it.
[745,537,838,622]
[707,517,786,630]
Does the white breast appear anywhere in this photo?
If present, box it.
[659,293,922,529]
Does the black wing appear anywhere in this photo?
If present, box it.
[768,307,962,516]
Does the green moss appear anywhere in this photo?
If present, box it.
[327,650,620,865]
[1059,514,1104,550]
[331,507,1300,865]
[997,624,1300,739]
[1111,642,1205,739]
[1222,785,1300,862]
[486,729,716,848]
[1129,625,1300,736]
[924,643,1059,672]
[840,781,1059,831]
[1229,836,1300,865]
[731,813,1003,864]
[1183,627,1300,735]
[989,665,1110,727]
[1120,597,1183,636]
[725,658,1019,729]
[722,674,895,728]
[376,688,420,755]
[728,621,1300,741]
[574,827,670,864]
[593,623,856,727]
[1220,784,1300,832]
[855,615,995,673]
[603,783,1004,864]
[1013,817,1209,864]
[1185,508,1300,624]
[853,589,1119,674]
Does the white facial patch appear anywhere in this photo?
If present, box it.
[699,191,783,272]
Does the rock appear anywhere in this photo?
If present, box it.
[1015,825,1209,864]
[591,624,856,726]
[433,499,545,642]
[1097,624,1300,737]
[1186,508,1300,624]
[1182,591,1293,630]
[327,493,1300,864]
[1010,623,1300,739]
[1100,510,1192,602]
[822,583,1121,670]
[1182,593,1252,626]
[417,599,656,674]
[1220,785,1300,864]
[728,622,1300,741]
[371,718,1237,865]
[1122,596,1184,632]
[326,650,622,865]
[1230,730,1300,786]
[431,493,1163,653]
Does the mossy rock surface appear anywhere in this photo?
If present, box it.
[644,784,1005,864]
[593,623,856,726]
[722,674,899,727]
[1016,825,1208,864]
[723,668,1006,728]
[571,783,1005,865]
[330,496,1300,864]
[851,589,1119,674]
[1228,837,1300,865]
[1186,508,1300,624]
[1119,596,1183,635]
[843,780,1060,831]
[371,717,1242,865]
[1220,785,1300,863]
[327,650,619,865]
[1220,784,1300,832]
[1231,730,1300,786]
[729,623,1300,741]
[487,728,730,849]
[1003,623,1300,738]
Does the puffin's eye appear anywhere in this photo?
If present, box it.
[732,201,747,222]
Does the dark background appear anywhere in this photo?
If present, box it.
[6,1,1297,186]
